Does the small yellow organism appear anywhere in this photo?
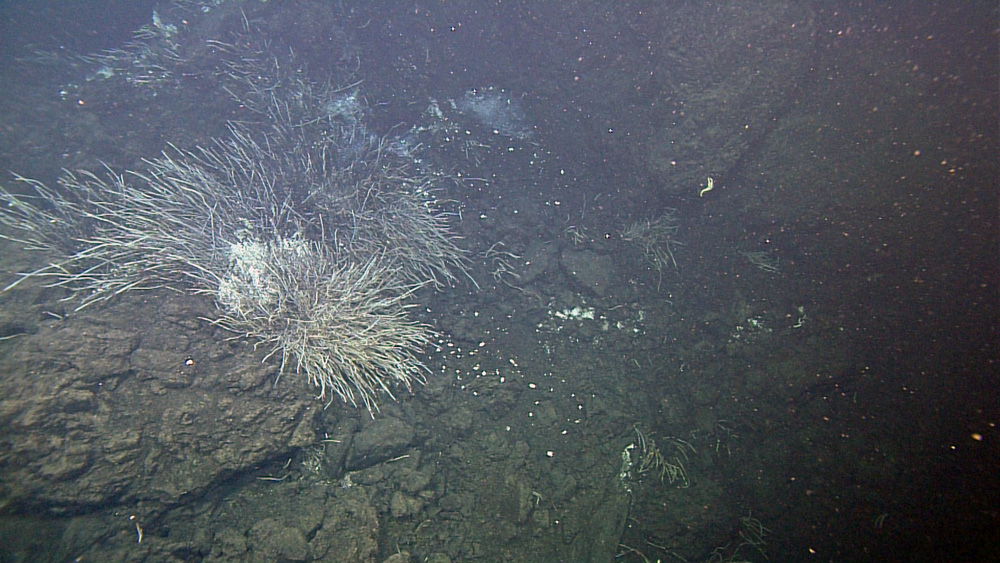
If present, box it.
[699,177,714,197]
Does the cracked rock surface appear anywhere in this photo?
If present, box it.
[0,289,318,515]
